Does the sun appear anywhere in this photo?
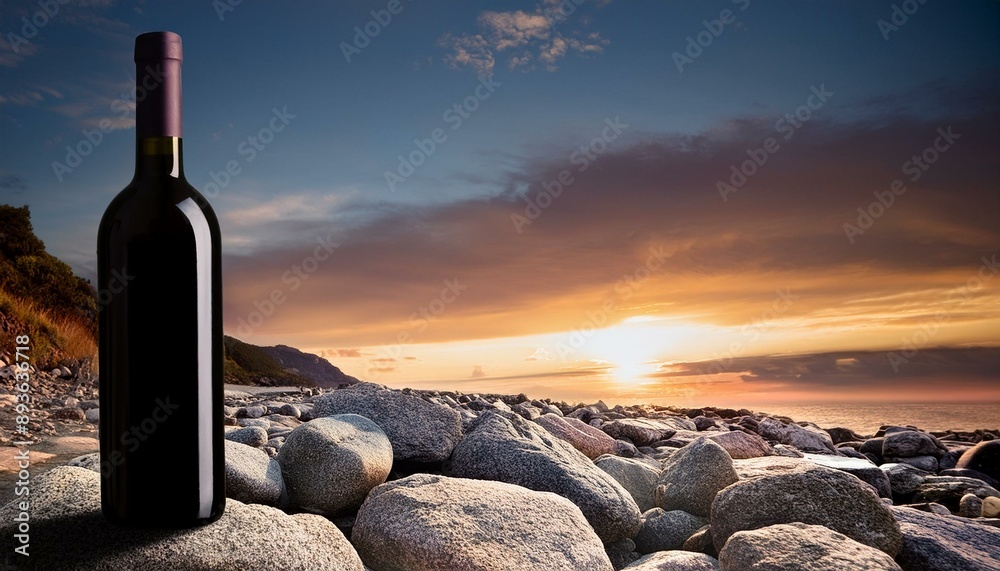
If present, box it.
[589,323,663,385]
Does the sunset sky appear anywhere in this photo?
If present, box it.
[1,0,998,405]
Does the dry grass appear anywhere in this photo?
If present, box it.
[0,288,96,368]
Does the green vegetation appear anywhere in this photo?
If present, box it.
[0,205,98,368]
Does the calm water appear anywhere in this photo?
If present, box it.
[752,403,1000,436]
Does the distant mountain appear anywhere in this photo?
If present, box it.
[259,344,360,388]
[223,336,359,388]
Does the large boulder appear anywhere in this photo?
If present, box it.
[225,440,285,506]
[276,414,393,517]
[718,523,902,571]
[756,417,836,452]
[891,505,1000,570]
[882,431,942,459]
[656,437,739,517]
[956,440,1000,482]
[535,413,617,459]
[622,551,719,570]
[0,466,364,570]
[352,474,614,571]
[711,460,902,555]
[447,411,641,542]
[312,382,462,462]
[595,455,661,512]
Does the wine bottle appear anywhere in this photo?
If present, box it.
[97,31,225,527]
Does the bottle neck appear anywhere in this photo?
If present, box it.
[136,137,184,179]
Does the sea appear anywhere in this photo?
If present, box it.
[749,403,1000,436]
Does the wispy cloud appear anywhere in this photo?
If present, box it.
[439,1,609,76]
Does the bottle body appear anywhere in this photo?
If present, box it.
[98,33,225,528]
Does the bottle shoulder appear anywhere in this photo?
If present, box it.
[99,178,220,240]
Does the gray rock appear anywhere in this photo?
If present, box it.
[633,508,707,553]
[511,402,542,420]
[886,455,938,472]
[277,403,301,418]
[712,460,902,555]
[912,475,1000,512]
[313,382,462,462]
[536,413,618,459]
[883,431,941,458]
[802,452,892,498]
[353,474,614,571]
[622,551,719,570]
[238,405,267,418]
[892,505,1000,570]
[940,468,1000,489]
[881,462,930,497]
[85,408,100,423]
[958,493,983,518]
[236,418,270,429]
[756,417,835,452]
[67,452,101,473]
[225,425,269,447]
[276,414,393,517]
[706,430,774,459]
[718,523,902,571]
[656,437,739,517]
[772,444,805,458]
[225,440,285,507]
[603,418,684,446]
[595,455,661,512]
[447,410,641,542]
[0,466,364,570]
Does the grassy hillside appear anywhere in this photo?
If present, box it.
[0,205,98,369]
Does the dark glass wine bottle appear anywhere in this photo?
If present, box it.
[97,31,225,527]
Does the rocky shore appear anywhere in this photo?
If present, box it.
[1,367,999,570]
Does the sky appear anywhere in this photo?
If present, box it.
[1,0,999,406]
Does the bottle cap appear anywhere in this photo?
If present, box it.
[135,31,183,62]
